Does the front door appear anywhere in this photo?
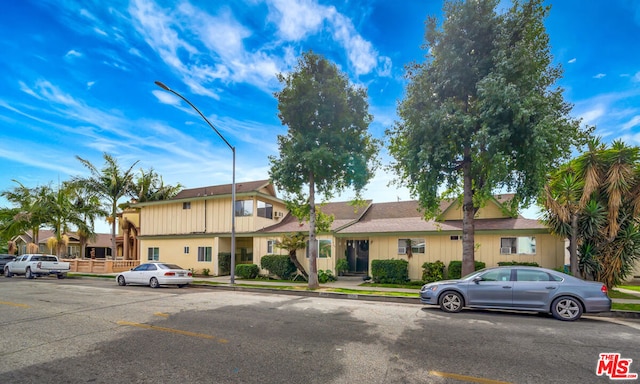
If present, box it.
[347,240,369,274]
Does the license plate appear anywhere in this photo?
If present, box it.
[177,273,184,276]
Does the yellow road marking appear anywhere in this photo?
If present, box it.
[0,301,30,308]
[117,320,228,343]
[430,371,512,384]
[154,312,170,318]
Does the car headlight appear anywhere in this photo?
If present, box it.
[421,284,438,292]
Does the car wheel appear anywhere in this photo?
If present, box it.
[149,277,160,288]
[57,273,66,279]
[25,267,34,279]
[4,267,12,278]
[117,275,127,286]
[439,291,464,313]
[551,296,583,321]
[177,284,187,288]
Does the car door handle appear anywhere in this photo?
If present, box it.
[502,286,512,289]
[545,286,556,290]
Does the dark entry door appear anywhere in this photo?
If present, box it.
[347,240,369,274]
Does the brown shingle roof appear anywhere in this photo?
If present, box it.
[259,200,372,233]
[172,179,272,200]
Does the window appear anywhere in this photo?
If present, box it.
[481,269,511,282]
[235,200,253,217]
[147,247,159,261]
[257,200,273,219]
[237,238,253,263]
[500,237,536,255]
[183,202,191,209]
[516,269,554,282]
[306,240,332,258]
[397,238,426,254]
[198,247,212,262]
[184,246,190,254]
[267,240,275,254]
[450,235,460,241]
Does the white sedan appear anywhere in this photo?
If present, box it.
[116,262,193,288]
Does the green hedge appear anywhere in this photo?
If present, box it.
[371,259,409,284]
[421,260,445,283]
[497,261,540,267]
[260,254,297,279]
[447,260,486,279]
[236,264,259,279]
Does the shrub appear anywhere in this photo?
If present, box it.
[335,258,349,276]
[202,268,210,276]
[236,264,259,279]
[497,261,540,267]
[421,260,445,283]
[318,269,336,283]
[218,252,231,275]
[260,254,297,279]
[371,259,409,284]
[447,260,486,279]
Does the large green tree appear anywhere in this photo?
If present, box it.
[269,51,379,289]
[542,139,640,288]
[74,153,139,259]
[129,168,183,204]
[1,181,52,247]
[387,0,589,276]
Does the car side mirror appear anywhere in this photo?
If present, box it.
[473,276,482,284]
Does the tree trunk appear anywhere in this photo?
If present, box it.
[307,172,319,289]
[569,213,579,277]
[461,155,476,277]
[111,204,117,260]
[289,250,309,279]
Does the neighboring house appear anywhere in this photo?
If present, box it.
[12,230,112,258]
[132,179,570,281]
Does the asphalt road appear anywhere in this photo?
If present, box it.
[1,276,639,384]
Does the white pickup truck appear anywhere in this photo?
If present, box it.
[4,254,71,279]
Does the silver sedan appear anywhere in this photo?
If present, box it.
[420,266,611,321]
[116,262,193,288]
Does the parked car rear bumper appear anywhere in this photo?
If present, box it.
[583,297,612,313]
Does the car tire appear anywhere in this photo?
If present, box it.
[178,284,187,288]
[25,267,34,279]
[4,267,12,278]
[57,273,66,279]
[117,275,127,286]
[439,291,464,313]
[551,296,583,321]
[149,277,160,288]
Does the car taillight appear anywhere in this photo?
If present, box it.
[601,285,608,294]
[164,272,176,276]
[188,272,193,277]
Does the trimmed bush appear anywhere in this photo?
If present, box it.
[371,259,409,284]
[421,260,445,283]
[497,261,540,267]
[260,254,297,279]
[318,269,336,283]
[447,260,486,279]
[236,264,259,279]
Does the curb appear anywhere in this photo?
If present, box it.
[192,282,640,319]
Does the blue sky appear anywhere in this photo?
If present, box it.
[1,0,640,233]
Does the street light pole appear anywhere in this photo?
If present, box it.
[155,81,236,284]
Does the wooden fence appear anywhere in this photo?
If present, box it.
[64,259,139,274]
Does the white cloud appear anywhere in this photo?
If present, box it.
[65,50,83,59]
[87,81,95,89]
[267,0,328,41]
[633,71,640,82]
[152,89,181,105]
[593,73,606,79]
[622,115,640,130]
[568,58,576,64]
[579,105,605,125]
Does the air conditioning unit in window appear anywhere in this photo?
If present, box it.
[274,211,284,219]
[500,247,512,255]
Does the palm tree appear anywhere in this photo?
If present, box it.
[74,153,139,259]
[542,139,640,287]
[129,168,182,203]
[1,181,52,249]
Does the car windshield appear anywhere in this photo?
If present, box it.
[460,269,487,280]
[158,263,184,270]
